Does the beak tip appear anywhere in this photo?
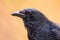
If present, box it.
[11,13,15,16]
[11,13,17,16]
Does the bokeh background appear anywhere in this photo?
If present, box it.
[0,0,60,40]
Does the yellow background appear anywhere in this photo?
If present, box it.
[0,0,60,40]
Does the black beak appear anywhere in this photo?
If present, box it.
[11,10,20,16]
[12,13,20,16]
[11,10,26,18]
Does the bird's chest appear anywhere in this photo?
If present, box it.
[28,27,56,40]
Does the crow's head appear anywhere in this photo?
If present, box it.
[12,8,48,22]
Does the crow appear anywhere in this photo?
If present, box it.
[12,8,60,40]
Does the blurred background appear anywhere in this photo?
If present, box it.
[0,0,60,40]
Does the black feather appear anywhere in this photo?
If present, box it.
[12,8,60,40]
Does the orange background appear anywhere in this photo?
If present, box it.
[0,0,60,40]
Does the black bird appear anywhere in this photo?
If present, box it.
[12,8,60,40]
